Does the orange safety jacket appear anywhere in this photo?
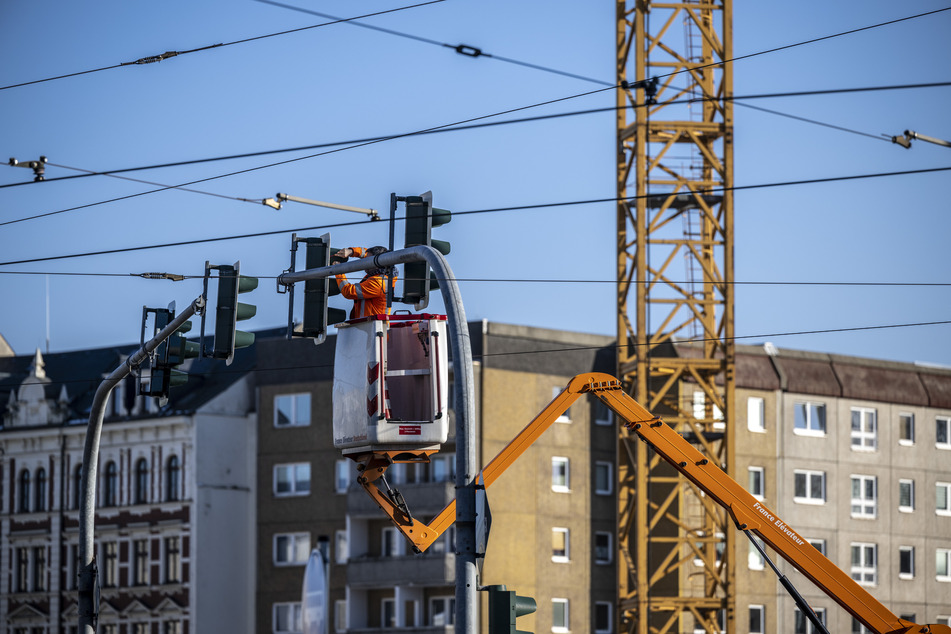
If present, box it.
[335,247,397,319]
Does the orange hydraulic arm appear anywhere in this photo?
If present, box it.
[356,373,950,634]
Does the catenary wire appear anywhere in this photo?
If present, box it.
[2,164,949,267]
[3,80,945,197]
[17,319,951,388]
[0,0,447,91]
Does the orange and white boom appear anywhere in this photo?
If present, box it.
[356,373,951,634]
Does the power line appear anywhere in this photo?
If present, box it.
[0,0,447,91]
[2,164,949,267]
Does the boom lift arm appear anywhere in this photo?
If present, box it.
[356,373,950,634]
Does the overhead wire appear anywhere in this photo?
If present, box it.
[2,164,950,267]
[0,0,448,91]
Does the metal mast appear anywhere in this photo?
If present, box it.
[616,1,735,633]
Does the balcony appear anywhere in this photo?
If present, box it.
[346,552,454,588]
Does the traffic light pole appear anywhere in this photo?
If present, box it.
[279,246,478,634]
[77,295,206,634]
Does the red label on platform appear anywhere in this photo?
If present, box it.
[399,425,422,435]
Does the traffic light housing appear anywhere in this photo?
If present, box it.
[298,233,347,344]
[206,261,258,365]
[402,190,451,310]
[484,584,536,634]
[141,304,199,399]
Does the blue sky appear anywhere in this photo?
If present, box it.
[1,0,949,366]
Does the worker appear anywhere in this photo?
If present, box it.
[331,245,396,319]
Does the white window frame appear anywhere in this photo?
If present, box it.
[554,387,571,423]
[381,598,396,629]
[274,393,311,428]
[937,482,951,516]
[595,601,613,634]
[334,529,348,564]
[794,401,826,436]
[850,542,878,586]
[430,453,455,483]
[334,460,350,494]
[747,397,765,432]
[594,397,613,426]
[850,407,878,451]
[748,536,765,571]
[794,607,826,634]
[430,596,455,627]
[274,463,311,497]
[334,600,348,633]
[749,605,765,634]
[850,474,877,519]
[382,527,402,557]
[748,466,765,500]
[551,527,570,563]
[273,602,302,634]
[551,457,570,493]
[595,461,613,495]
[899,412,915,446]
[937,548,951,582]
[937,416,951,450]
[898,545,915,579]
[807,538,827,556]
[898,479,915,513]
[594,531,613,565]
[274,532,311,566]
[793,469,826,505]
[551,598,570,633]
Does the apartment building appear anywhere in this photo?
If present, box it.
[0,344,257,634]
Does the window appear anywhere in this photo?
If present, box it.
[334,600,348,633]
[595,602,613,634]
[381,599,396,629]
[692,390,724,425]
[594,397,613,426]
[166,455,180,502]
[748,466,765,500]
[552,527,570,562]
[937,417,951,449]
[68,543,79,590]
[852,617,872,633]
[274,463,311,496]
[749,536,765,570]
[594,532,613,564]
[794,607,826,634]
[431,526,456,555]
[851,542,878,585]
[34,468,47,511]
[430,454,455,483]
[273,602,302,634]
[595,461,613,495]
[275,532,311,566]
[104,461,118,507]
[551,457,570,493]
[135,457,150,504]
[850,475,877,518]
[898,479,915,512]
[15,547,28,592]
[430,597,454,627]
[937,549,951,581]
[165,537,181,583]
[807,538,827,556]
[552,598,570,633]
[18,469,31,513]
[899,546,915,579]
[275,393,311,427]
[748,397,765,432]
[938,482,951,516]
[554,387,571,423]
[851,407,878,451]
[334,530,348,564]
[749,605,765,634]
[32,546,46,591]
[794,401,826,435]
[133,539,150,585]
[334,460,350,493]
[382,527,401,557]
[163,622,182,634]
[73,464,83,510]
[693,531,725,568]
[794,470,826,504]
[899,413,915,445]
[102,542,117,587]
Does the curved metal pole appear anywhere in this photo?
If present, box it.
[78,296,204,634]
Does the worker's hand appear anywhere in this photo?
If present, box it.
[332,247,353,262]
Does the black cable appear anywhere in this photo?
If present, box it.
[4,80,945,195]
[2,164,949,267]
[254,0,614,86]
[0,0,447,92]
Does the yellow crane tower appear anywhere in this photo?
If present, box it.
[615,1,735,633]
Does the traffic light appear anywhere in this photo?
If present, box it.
[403,190,451,309]
[206,261,258,365]
[298,233,347,344]
[141,304,199,398]
[483,584,536,634]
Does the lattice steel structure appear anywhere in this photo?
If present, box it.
[615,1,736,633]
